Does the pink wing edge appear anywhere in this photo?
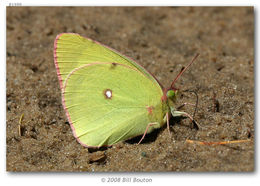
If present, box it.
[54,33,113,148]
[53,33,164,148]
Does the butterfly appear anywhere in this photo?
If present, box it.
[54,33,199,147]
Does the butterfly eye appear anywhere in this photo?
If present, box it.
[166,90,177,99]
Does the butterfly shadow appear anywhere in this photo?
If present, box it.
[125,115,200,145]
[125,116,184,145]
[88,116,199,152]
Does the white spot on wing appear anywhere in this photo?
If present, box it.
[106,90,112,98]
[104,89,112,99]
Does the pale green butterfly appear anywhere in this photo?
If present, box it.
[54,33,199,148]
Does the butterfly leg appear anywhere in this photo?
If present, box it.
[172,111,193,120]
[166,112,171,137]
[172,111,201,129]
[177,102,195,110]
[137,122,158,145]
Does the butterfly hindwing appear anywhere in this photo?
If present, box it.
[63,62,165,147]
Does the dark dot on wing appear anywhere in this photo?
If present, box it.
[110,63,117,69]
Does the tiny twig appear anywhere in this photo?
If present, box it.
[185,139,251,145]
[18,114,24,136]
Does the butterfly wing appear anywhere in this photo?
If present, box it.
[54,33,161,90]
[63,62,165,147]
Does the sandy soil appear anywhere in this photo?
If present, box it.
[6,7,254,171]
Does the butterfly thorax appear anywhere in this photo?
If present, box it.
[163,89,179,120]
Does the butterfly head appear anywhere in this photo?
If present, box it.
[161,87,179,103]
[166,89,178,102]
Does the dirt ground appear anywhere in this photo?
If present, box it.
[6,7,254,172]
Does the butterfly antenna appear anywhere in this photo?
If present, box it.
[171,53,200,89]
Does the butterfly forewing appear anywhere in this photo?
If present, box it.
[54,33,161,90]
